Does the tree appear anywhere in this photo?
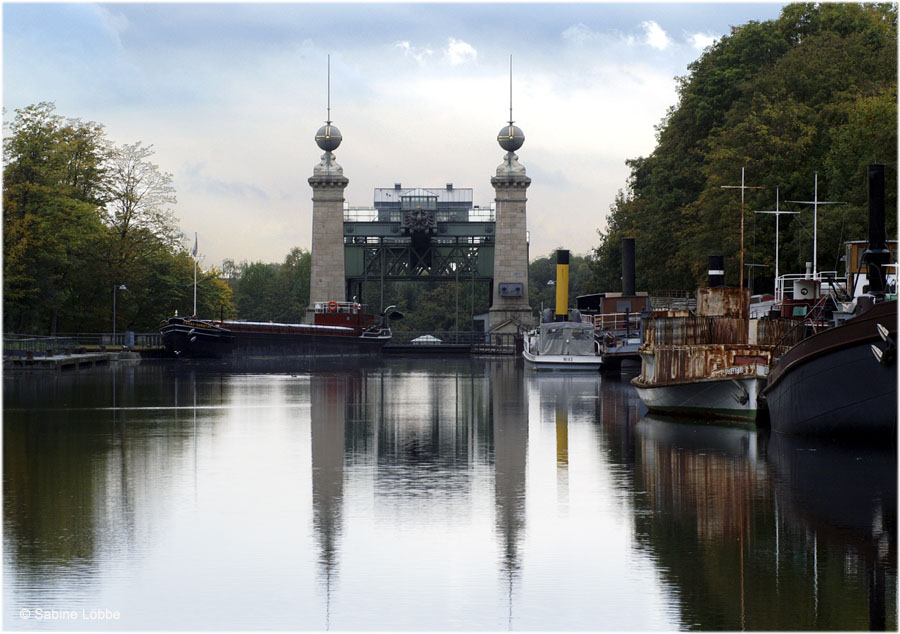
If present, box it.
[102,142,179,250]
[3,102,108,333]
[592,3,897,293]
[3,103,235,334]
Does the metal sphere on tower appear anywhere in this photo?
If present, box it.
[315,123,342,152]
[497,123,524,152]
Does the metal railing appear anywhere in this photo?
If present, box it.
[343,207,496,223]
[4,332,163,357]
[3,335,80,357]
[592,312,643,332]
[649,290,697,312]
[769,295,835,361]
[775,271,847,303]
[387,330,518,354]
[389,331,490,345]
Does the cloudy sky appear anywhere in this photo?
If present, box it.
[4,2,787,268]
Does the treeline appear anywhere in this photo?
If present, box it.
[3,102,233,334]
[221,248,311,323]
[592,3,898,293]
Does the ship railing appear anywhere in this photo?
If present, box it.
[774,271,848,303]
[592,312,642,332]
[769,295,836,362]
[313,301,365,315]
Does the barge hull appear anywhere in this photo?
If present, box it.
[765,335,896,436]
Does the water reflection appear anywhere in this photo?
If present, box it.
[767,433,896,630]
[491,360,527,626]
[309,372,351,628]
[3,359,896,631]
[625,413,897,631]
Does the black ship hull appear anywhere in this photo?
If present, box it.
[763,300,897,437]
[160,317,390,359]
[161,319,235,358]
[229,329,389,357]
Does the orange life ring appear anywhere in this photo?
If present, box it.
[328,300,338,312]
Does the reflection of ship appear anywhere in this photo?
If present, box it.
[523,250,603,371]
[631,413,897,630]
[160,302,398,358]
[766,432,896,630]
[632,285,777,420]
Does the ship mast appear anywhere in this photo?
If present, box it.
[721,168,764,295]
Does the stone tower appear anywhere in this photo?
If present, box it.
[307,114,348,317]
[489,117,533,333]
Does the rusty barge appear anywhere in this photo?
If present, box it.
[632,285,790,420]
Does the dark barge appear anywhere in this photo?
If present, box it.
[763,164,897,437]
[160,301,395,358]
[763,298,896,437]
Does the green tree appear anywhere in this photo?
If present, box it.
[3,102,108,333]
[3,102,236,334]
[233,261,281,321]
[593,3,897,293]
[271,248,312,322]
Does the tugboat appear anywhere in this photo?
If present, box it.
[523,250,603,372]
[161,302,400,358]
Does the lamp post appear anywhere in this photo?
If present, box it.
[113,284,127,346]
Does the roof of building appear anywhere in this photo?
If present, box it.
[374,185,473,205]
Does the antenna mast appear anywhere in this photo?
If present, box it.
[509,54,513,124]
[326,54,331,124]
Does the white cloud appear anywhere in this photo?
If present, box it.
[444,37,477,65]
[688,32,718,50]
[641,20,671,50]
[561,23,597,45]
[394,40,433,64]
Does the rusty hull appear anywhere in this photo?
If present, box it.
[638,343,774,385]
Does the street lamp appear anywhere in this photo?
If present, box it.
[113,284,127,346]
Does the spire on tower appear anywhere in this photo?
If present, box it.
[497,55,524,153]
[315,54,342,153]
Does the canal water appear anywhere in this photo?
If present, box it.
[3,358,896,630]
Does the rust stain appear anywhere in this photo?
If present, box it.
[696,287,748,317]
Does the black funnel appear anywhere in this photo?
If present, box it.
[864,164,889,297]
[708,255,725,287]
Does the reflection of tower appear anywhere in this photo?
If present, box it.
[489,58,532,334]
[310,373,349,628]
[490,359,527,624]
[308,57,349,316]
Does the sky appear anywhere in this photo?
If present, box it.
[4,2,788,268]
